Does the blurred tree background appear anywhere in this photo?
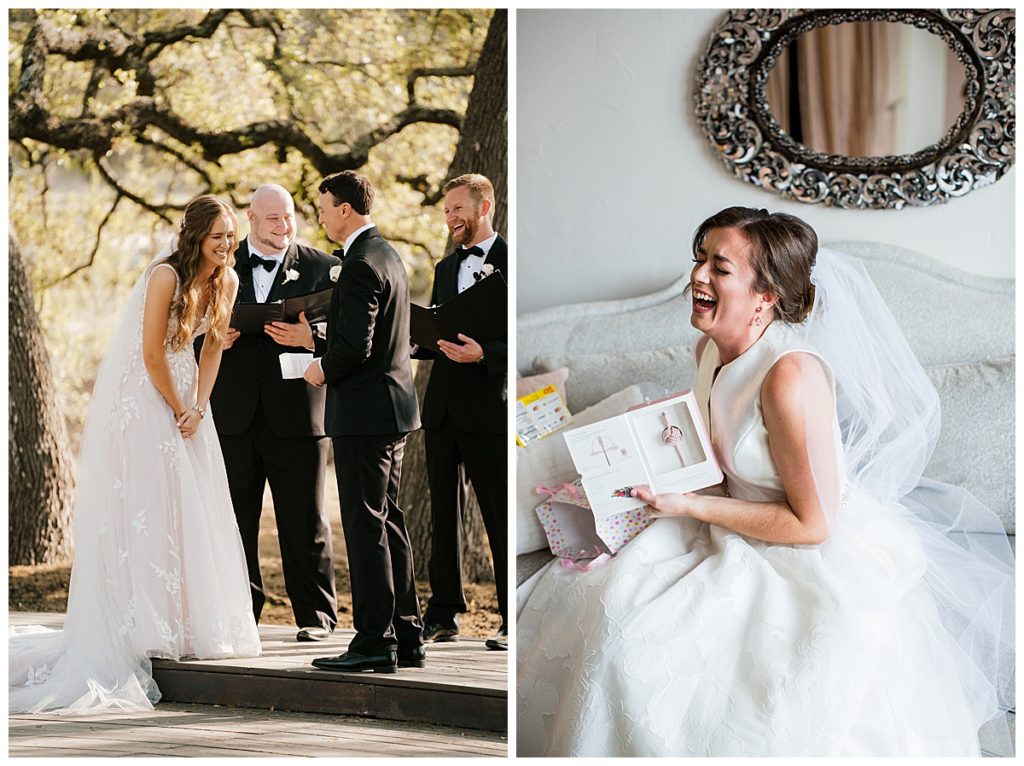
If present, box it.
[9,8,507,582]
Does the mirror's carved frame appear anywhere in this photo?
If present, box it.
[694,9,1015,209]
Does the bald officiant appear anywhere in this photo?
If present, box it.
[198,184,342,642]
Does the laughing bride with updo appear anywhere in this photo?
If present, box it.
[516,207,1014,756]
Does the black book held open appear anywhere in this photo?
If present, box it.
[410,271,507,352]
[230,286,333,334]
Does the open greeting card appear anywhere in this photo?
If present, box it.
[562,390,723,519]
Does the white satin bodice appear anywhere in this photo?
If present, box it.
[694,321,842,503]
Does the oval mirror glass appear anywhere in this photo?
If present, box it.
[764,20,968,157]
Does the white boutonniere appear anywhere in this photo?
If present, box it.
[282,268,300,284]
[329,264,342,282]
[473,263,496,283]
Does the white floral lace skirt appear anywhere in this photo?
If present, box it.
[517,490,986,756]
[9,346,260,714]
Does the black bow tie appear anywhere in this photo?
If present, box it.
[249,253,277,272]
[332,247,346,262]
[457,245,485,262]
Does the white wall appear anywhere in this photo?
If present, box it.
[517,10,1015,315]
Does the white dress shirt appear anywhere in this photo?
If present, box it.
[247,236,287,303]
[457,232,499,294]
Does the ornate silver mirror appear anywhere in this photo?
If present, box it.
[694,10,1015,209]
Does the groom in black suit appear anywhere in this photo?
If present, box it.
[416,174,508,650]
[304,171,424,674]
[200,184,341,642]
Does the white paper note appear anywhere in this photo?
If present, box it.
[279,352,314,380]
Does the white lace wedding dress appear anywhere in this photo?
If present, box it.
[10,261,261,714]
[517,319,1014,756]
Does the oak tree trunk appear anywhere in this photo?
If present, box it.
[9,232,75,565]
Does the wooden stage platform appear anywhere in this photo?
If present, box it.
[9,612,507,733]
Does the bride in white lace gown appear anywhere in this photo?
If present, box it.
[10,195,261,714]
[517,208,1014,756]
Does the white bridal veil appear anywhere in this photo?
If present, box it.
[10,262,164,713]
[798,248,1014,745]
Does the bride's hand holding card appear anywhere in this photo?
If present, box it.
[534,390,723,564]
[564,390,722,520]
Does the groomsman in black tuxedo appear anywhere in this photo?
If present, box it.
[304,171,424,674]
[417,174,508,650]
[200,184,341,642]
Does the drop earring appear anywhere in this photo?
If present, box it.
[750,305,763,327]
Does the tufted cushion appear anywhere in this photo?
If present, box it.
[924,357,1015,533]
[516,384,644,554]
[533,347,696,413]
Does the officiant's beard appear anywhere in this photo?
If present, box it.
[253,229,292,254]
[451,215,480,246]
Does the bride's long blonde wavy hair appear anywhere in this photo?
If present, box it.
[161,195,238,352]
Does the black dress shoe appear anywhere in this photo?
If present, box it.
[398,645,426,668]
[311,650,397,674]
[485,624,508,651]
[423,620,459,643]
[296,626,332,642]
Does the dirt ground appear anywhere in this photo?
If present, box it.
[10,484,501,639]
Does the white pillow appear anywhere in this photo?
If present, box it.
[533,346,696,412]
[516,384,643,555]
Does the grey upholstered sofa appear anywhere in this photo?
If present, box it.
[515,240,1015,755]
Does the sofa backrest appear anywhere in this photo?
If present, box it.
[517,241,1015,533]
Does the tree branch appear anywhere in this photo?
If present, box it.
[135,133,213,187]
[396,174,445,206]
[80,62,104,117]
[235,10,301,121]
[386,233,433,257]
[10,11,473,219]
[42,195,121,289]
[142,9,231,53]
[339,105,462,173]
[15,20,47,108]
[13,87,462,177]
[302,58,387,90]
[407,65,476,103]
[95,154,178,222]
[33,15,134,64]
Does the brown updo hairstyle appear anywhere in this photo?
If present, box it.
[692,206,818,324]
[162,195,238,352]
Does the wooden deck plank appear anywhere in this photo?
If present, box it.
[10,702,508,758]
[9,612,508,733]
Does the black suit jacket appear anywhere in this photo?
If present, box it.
[199,239,341,438]
[417,235,508,434]
[320,226,421,437]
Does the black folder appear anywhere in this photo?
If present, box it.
[230,287,333,334]
[410,271,507,352]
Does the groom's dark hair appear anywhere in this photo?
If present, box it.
[319,171,374,215]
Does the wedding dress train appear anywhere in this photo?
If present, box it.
[10,261,260,714]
